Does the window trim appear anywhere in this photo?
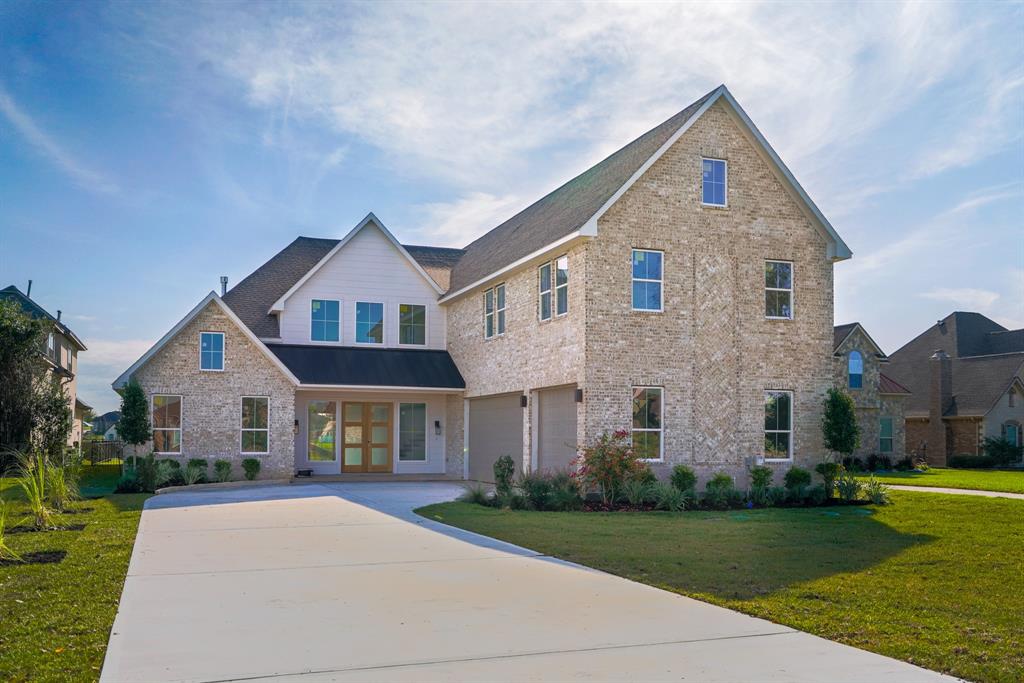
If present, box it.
[765,259,794,320]
[701,157,728,208]
[151,394,183,455]
[309,298,341,344]
[354,301,385,345]
[878,416,894,454]
[398,402,428,462]
[397,303,428,347]
[764,389,794,462]
[631,248,665,313]
[538,262,553,322]
[554,255,569,317]
[483,283,507,339]
[240,396,270,455]
[199,331,225,372]
[631,386,665,463]
[1002,421,1021,447]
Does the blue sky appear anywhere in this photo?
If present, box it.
[1,1,1022,414]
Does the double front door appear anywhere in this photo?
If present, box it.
[342,402,392,473]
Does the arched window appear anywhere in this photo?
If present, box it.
[848,350,863,389]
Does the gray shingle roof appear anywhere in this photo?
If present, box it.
[445,87,720,293]
[833,323,858,351]
[1,285,87,350]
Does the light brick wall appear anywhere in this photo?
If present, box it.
[444,394,465,476]
[132,302,295,479]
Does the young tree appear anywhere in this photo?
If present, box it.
[118,379,151,457]
[0,300,47,472]
[822,387,860,458]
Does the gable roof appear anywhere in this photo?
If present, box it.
[111,292,300,390]
[442,84,851,299]
[891,311,1022,361]
[1,285,87,351]
[878,372,912,395]
[833,322,887,358]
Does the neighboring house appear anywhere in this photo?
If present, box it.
[886,312,1024,466]
[113,85,852,484]
[1,284,89,446]
[832,323,911,461]
[73,397,93,446]
[103,423,120,441]
[91,410,121,436]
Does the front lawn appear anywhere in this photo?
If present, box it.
[857,468,1024,494]
[418,492,1023,683]
[0,466,149,682]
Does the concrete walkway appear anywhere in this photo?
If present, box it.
[101,482,954,682]
[888,484,1024,499]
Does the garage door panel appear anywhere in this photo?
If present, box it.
[537,385,578,473]
[468,394,522,482]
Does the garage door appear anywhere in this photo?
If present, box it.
[468,393,523,482]
[536,385,578,472]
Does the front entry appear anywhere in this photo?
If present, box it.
[342,402,393,473]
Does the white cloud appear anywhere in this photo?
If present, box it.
[83,338,154,371]
[0,86,119,194]
[920,288,1000,310]
[413,192,532,248]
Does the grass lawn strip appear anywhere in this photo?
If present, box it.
[417,492,1023,683]
[857,468,1024,494]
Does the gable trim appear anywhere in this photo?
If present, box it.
[270,213,443,313]
[834,323,887,358]
[111,292,300,390]
[983,370,1024,418]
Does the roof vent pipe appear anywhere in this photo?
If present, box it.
[220,276,228,296]
[26,280,32,297]
[57,310,62,322]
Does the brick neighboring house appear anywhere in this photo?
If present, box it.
[113,85,853,484]
[886,312,1024,466]
[832,323,911,461]
[1,284,90,446]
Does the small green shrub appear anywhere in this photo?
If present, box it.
[866,454,892,472]
[841,456,864,472]
[575,430,646,505]
[948,454,1000,469]
[158,459,184,486]
[914,459,930,471]
[0,500,23,563]
[242,458,261,481]
[807,484,828,506]
[814,461,842,497]
[864,475,891,505]
[669,464,697,493]
[836,469,863,501]
[630,466,658,485]
[459,483,493,506]
[621,479,655,507]
[651,482,688,511]
[518,471,554,510]
[505,491,529,510]
[213,459,232,482]
[187,458,209,473]
[767,486,789,505]
[546,471,583,511]
[182,464,204,486]
[46,464,79,512]
[17,453,54,529]
[136,453,173,492]
[783,467,812,490]
[114,472,143,493]
[749,466,773,488]
[493,455,516,496]
[893,457,914,471]
[981,437,1023,465]
[704,472,742,510]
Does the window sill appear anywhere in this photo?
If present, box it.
[200,368,225,373]
[763,458,793,463]
[631,307,664,314]
[240,452,269,457]
[765,316,793,322]
[701,202,729,210]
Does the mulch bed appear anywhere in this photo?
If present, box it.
[0,550,67,567]
[582,499,872,513]
[7,523,86,534]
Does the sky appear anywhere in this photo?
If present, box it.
[1,1,1022,414]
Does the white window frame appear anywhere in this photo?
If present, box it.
[47,332,55,359]
[397,303,428,347]
[398,402,428,462]
[240,396,270,455]
[764,390,793,462]
[701,157,728,208]
[631,248,664,313]
[354,301,385,345]
[484,284,506,339]
[152,394,183,455]
[554,255,569,317]
[848,350,864,390]
[765,260,794,320]
[199,331,225,372]
[631,386,664,462]
[538,262,553,322]
[309,299,341,343]
[878,416,894,454]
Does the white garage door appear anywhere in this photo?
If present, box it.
[536,385,578,473]
[468,393,523,482]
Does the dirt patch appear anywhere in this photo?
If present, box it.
[0,550,67,566]
[8,523,86,534]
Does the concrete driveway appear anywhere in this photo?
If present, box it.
[102,483,951,682]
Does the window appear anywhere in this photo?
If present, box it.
[47,333,54,359]
[1010,389,1017,408]
[307,401,337,462]
[879,417,894,453]
[241,397,269,454]
[399,304,426,345]
[152,395,182,454]
[632,249,663,311]
[764,390,792,461]
[1003,422,1021,448]
[555,255,569,316]
[765,260,793,319]
[631,387,663,461]
[200,332,224,371]
[702,158,727,206]
[484,284,506,339]
[355,302,384,344]
[848,351,863,389]
[311,299,340,342]
[539,262,552,321]
[399,403,427,461]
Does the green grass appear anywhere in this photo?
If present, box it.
[418,493,1024,683]
[0,466,149,682]
[856,468,1024,494]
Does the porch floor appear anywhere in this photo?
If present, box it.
[290,473,464,484]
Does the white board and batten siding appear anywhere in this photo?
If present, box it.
[277,225,446,349]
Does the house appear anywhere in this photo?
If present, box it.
[113,84,852,485]
[832,323,911,461]
[103,423,120,441]
[1,283,89,446]
[886,312,1024,465]
[74,397,93,446]
[90,410,121,436]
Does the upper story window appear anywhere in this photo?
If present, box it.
[241,396,269,454]
[152,394,182,454]
[311,299,340,342]
[632,249,663,311]
[764,390,793,461]
[702,158,727,206]
[879,417,894,453]
[765,260,793,319]
[200,332,224,371]
[555,255,569,316]
[355,302,384,344]
[848,351,863,389]
[1010,389,1017,408]
[539,262,552,321]
[484,284,506,339]
[399,304,426,345]
[47,333,55,359]
[632,387,663,461]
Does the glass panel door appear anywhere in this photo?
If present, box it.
[342,402,365,471]
[340,402,392,472]
[307,401,337,462]
[368,403,391,473]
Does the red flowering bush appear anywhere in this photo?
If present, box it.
[572,430,646,505]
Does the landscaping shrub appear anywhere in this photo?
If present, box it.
[748,465,774,507]
[504,491,528,510]
[836,469,863,501]
[669,464,697,494]
[518,471,554,510]
[242,458,261,481]
[651,482,688,511]
[864,475,891,505]
[123,455,141,471]
[981,437,1023,465]
[630,465,658,485]
[814,461,842,497]
[17,452,54,529]
[182,464,204,486]
[866,454,893,472]
[546,472,584,511]
[213,459,232,482]
[459,483,493,506]
[841,456,864,472]
[114,472,143,493]
[135,453,173,492]
[767,486,788,506]
[806,484,828,506]
[948,454,999,469]
[913,459,930,471]
[574,430,645,505]
[621,478,655,507]
[894,457,914,471]
[493,455,515,496]
[783,466,811,491]
[187,458,209,481]
[46,464,79,512]
[704,472,742,510]
[0,500,22,562]
[158,459,184,486]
